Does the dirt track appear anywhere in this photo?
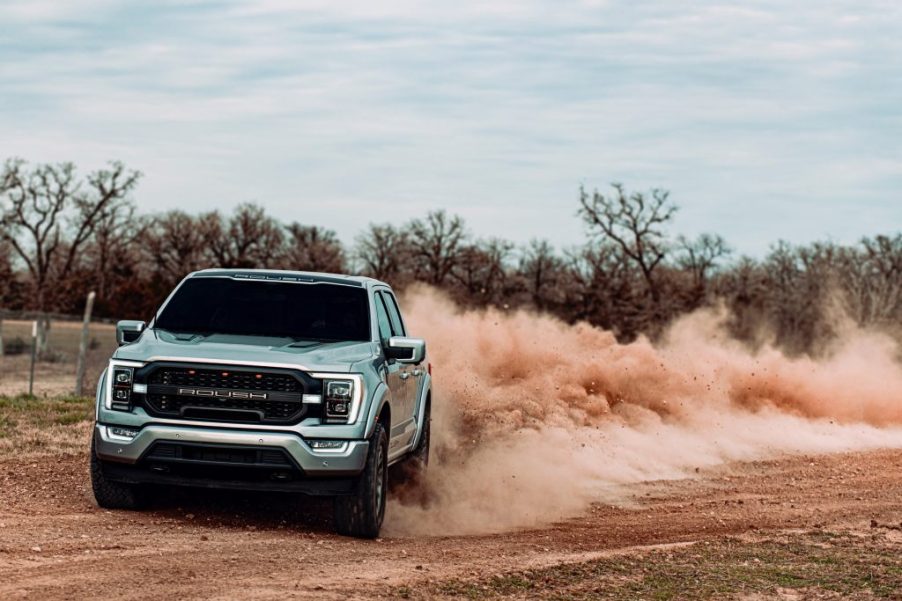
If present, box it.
[1,447,900,600]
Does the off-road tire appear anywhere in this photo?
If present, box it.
[90,437,146,510]
[391,399,430,487]
[334,422,388,538]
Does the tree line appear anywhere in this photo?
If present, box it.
[2,158,900,355]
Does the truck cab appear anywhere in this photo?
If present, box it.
[91,269,431,538]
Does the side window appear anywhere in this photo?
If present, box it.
[382,291,406,336]
[374,293,393,344]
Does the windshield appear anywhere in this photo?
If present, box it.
[155,278,371,342]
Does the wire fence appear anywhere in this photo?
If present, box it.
[0,295,119,398]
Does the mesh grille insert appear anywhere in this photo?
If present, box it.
[141,365,307,424]
[149,367,301,393]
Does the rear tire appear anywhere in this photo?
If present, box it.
[334,422,388,538]
[90,437,146,510]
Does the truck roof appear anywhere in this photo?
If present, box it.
[190,268,389,289]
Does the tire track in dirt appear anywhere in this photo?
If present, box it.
[2,449,900,600]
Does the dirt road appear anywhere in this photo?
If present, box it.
[2,447,900,600]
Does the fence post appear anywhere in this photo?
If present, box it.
[0,310,4,358]
[75,291,96,397]
[28,320,37,396]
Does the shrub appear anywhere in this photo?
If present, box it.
[3,336,29,356]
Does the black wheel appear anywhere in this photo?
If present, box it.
[334,422,388,539]
[391,399,430,487]
[90,437,146,510]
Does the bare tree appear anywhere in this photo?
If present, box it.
[0,239,16,304]
[677,233,731,287]
[406,210,467,286]
[84,203,148,302]
[280,223,345,273]
[1,156,898,359]
[0,159,140,349]
[518,239,565,311]
[578,183,677,302]
[837,235,902,325]
[203,203,284,268]
[143,211,212,288]
[713,255,770,343]
[450,238,513,305]
[0,240,17,356]
[355,223,410,283]
[761,241,835,352]
[562,243,636,332]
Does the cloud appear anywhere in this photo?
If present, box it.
[0,0,117,23]
[0,1,898,255]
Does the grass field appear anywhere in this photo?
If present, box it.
[1,319,117,358]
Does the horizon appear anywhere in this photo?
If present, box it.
[2,1,899,256]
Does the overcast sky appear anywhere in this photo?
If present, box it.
[1,0,899,256]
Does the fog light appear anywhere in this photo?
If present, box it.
[108,426,139,440]
[309,440,346,450]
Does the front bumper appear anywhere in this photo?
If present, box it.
[94,423,369,478]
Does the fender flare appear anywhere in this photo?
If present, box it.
[364,381,392,439]
[94,369,107,421]
[409,373,432,450]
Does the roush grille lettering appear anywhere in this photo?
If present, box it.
[177,388,268,400]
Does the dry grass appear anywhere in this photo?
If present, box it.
[0,394,94,457]
[400,531,902,600]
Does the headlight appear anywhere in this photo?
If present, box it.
[312,373,364,424]
[105,360,144,411]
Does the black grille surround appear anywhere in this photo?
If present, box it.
[134,362,321,425]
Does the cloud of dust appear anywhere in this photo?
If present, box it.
[384,287,902,537]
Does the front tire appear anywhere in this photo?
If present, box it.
[334,422,388,538]
[90,437,146,510]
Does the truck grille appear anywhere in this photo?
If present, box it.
[149,367,301,393]
[140,365,308,424]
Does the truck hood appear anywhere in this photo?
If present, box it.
[112,329,378,373]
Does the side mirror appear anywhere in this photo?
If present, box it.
[386,336,426,364]
[116,320,146,346]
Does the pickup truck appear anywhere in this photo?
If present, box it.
[91,269,431,538]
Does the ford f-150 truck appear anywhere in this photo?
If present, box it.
[91,269,431,538]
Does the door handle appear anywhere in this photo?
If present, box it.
[399,371,410,380]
